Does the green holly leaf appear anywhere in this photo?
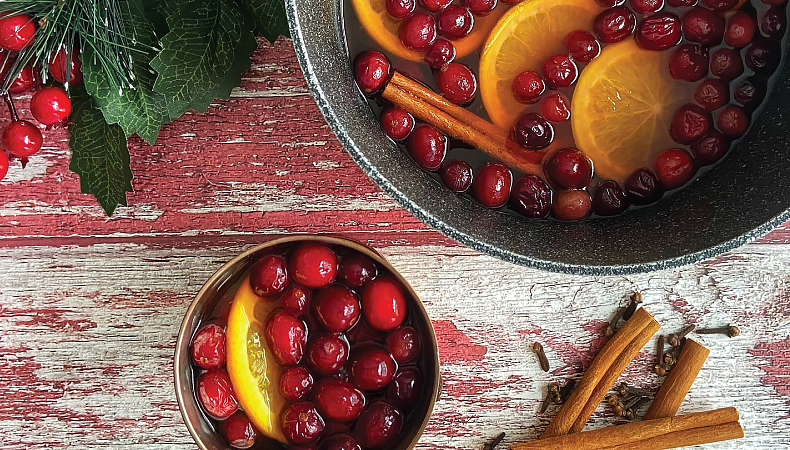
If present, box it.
[68,85,133,216]
[237,0,290,42]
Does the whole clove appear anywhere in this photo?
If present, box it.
[696,325,740,338]
[667,325,696,347]
[623,292,643,321]
[605,307,626,337]
[483,432,506,450]
[533,342,550,372]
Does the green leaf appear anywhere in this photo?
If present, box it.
[68,84,133,216]
[237,0,290,42]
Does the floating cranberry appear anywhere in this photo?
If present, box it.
[733,78,766,111]
[636,13,681,51]
[249,254,289,296]
[540,93,571,123]
[464,0,497,16]
[511,71,545,104]
[315,379,367,422]
[509,175,552,219]
[387,367,423,411]
[592,181,629,216]
[436,62,477,105]
[552,190,592,221]
[596,0,626,6]
[355,402,403,449]
[8,64,33,94]
[307,333,349,375]
[625,168,664,205]
[406,124,447,171]
[716,105,750,139]
[291,244,338,288]
[630,0,664,13]
[424,39,456,68]
[745,39,781,75]
[512,113,554,150]
[593,6,637,43]
[320,434,362,450]
[564,30,601,63]
[0,13,35,51]
[399,13,436,51]
[710,47,743,81]
[279,285,311,315]
[700,0,739,11]
[265,310,307,366]
[282,402,325,445]
[420,0,452,12]
[667,0,697,5]
[670,103,712,145]
[197,369,238,419]
[280,366,314,401]
[362,278,407,331]
[669,44,709,82]
[471,162,512,208]
[437,6,474,40]
[48,47,83,85]
[545,148,593,190]
[386,0,415,19]
[654,148,695,190]
[222,412,257,449]
[682,8,725,47]
[542,55,577,89]
[2,120,42,158]
[315,285,360,332]
[690,130,729,165]
[353,51,391,96]
[440,160,473,192]
[339,254,377,288]
[694,78,729,112]
[349,345,397,391]
[386,325,421,363]
[380,107,415,141]
[760,6,787,41]
[725,11,757,48]
[190,323,226,369]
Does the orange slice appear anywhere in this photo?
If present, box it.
[351,0,507,62]
[226,275,287,443]
[479,0,602,129]
[571,40,691,183]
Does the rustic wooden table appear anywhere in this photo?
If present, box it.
[1,38,789,449]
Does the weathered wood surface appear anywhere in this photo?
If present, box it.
[1,38,789,449]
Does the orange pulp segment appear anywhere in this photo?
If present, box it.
[479,0,602,129]
[226,275,287,443]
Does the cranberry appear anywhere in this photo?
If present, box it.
[420,0,452,12]
[669,44,709,82]
[386,325,421,363]
[710,47,743,81]
[670,103,712,145]
[222,412,257,449]
[464,0,497,16]
[725,11,757,48]
[682,8,725,47]
[362,278,407,331]
[48,47,83,85]
[625,168,664,205]
[541,55,577,89]
[315,379,367,422]
[512,113,554,150]
[386,0,415,19]
[667,0,697,5]
[694,78,729,112]
[2,120,42,158]
[249,254,289,296]
[190,323,226,369]
[435,62,477,105]
[471,162,512,208]
[424,39,456,69]
[354,51,391,96]
[654,148,695,190]
[592,181,629,216]
[716,105,750,139]
[387,367,423,411]
[291,244,338,288]
[636,13,681,51]
[700,0,739,11]
[0,151,7,181]
[733,78,766,111]
[544,148,593,190]
[280,366,314,401]
[630,0,664,13]
[593,6,637,43]
[0,13,35,51]
[315,285,361,332]
[510,175,552,219]
[339,254,377,288]
[349,345,397,391]
[511,71,545,104]
[282,402,325,445]
[690,130,729,165]
[265,310,307,366]
[540,93,571,123]
[320,434,362,450]
[354,401,402,449]
[552,190,592,221]
[440,160,473,192]
[760,6,787,40]
[380,107,414,141]
[399,13,436,50]
[438,6,474,40]
[307,333,349,375]
[8,64,34,94]
[406,124,447,171]
[279,285,312,315]
[597,0,626,5]
[197,369,238,419]
[744,38,781,75]
[564,30,601,63]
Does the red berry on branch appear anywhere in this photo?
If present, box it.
[0,150,8,181]
[48,47,83,85]
[3,120,42,158]
[3,62,35,94]
[31,87,72,126]
[0,13,35,51]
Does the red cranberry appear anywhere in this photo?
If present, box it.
[700,0,739,11]
[307,333,349,375]
[440,160,473,192]
[630,0,664,13]
[339,254,377,288]
[48,47,83,85]
[315,379,367,422]
[406,124,447,171]
[512,113,554,150]
[512,71,545,104]
[690,130,729,165]
[387,368,423,411]
[190,323,226,369]
[320,434,362,450]
[399,13,436,50]
[353,51,391,96]
[540,93,571,122]
[669,44,709,82]
[282,402,325,445]
[471,162,512,208]
[315,285,361,332]
[682,8,725,47]
[760,6,787,41]
[667,0,697,5]
[694,78,729,112]
[716,105,750,139]
[424,38,456,69]
[733,77,766,111]
[380,107,414,141]
[592,181,629,216]
[249,254,289,296]
[510,175,552,219]
[564,30,601,63]
[744,38,781,75]
[542,55,577,89]
[725,11,757,48]
[654,148,696,190]
[552,190,592,221]
[386,0,415,19]
[438,6,474,40]
[464,0,497,16]
[197,369,238,419]
[636,13,682,51]
[625,168,664,205]
[265,310,307,366]
[280,366,314,401]
[362,278,407,331]
[349,345,397,391]
[593,6,637,43]
[291,244,338,288]
[222,412,257,449]
[420,0,452,12]
[596,0,626,6]
[354,401,403,449]
[279,285,311,315]
[710,47,743,81]
[435,62,477,105]
[544,148,593,190]
[0,13,35,51]
[8,63,33,94]
[670,103,712,145]
[386,325,421,363]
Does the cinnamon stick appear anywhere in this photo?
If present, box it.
[644,339,710,420]
[603,422,743,450]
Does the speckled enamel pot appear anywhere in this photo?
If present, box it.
[286,0,790,275]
